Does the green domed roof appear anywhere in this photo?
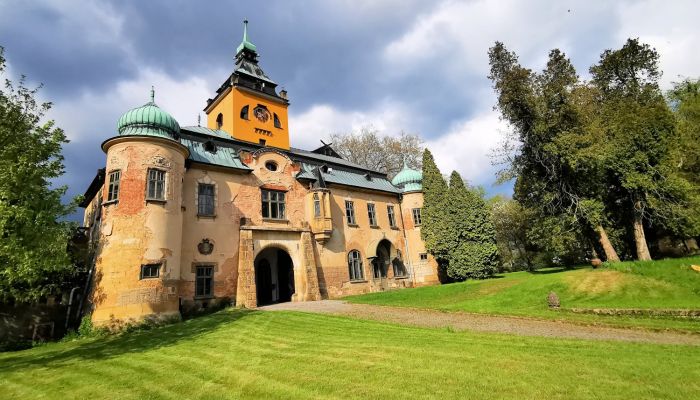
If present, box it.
[117,88,180,140]
[392,161,423,193]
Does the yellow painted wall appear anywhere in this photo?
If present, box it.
[207,87,290,149]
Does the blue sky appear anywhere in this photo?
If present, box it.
[1,0,699,212]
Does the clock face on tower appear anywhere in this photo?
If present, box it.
[253,106,270,123]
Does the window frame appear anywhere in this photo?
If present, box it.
[419,253,428,261]
[140,263,161,279]
[412,208,422,226]
[313,193,321,218]
[392,250,407,278]
[261,189,286,220]
[273,113,282,129]
[348,250,364,281]
[216,113,224,129]
[240,106,249,120]
[345,200,356,225]
[387,205,397,228]
[146,168,166,201]
[195,265,214,298]
[198,183,216,217]
[367,203,377,226]
[107,170,121,203]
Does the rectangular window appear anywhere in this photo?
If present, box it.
[420,253,428,261]
[348,250,364,281]
[262,189,286,219]
[147,169,166,200]
[107,170,121,202]
[198,183,215,216]
[387,205,396,227]
[140,263,160,279]
[412,208,422,226]
[345,200,356,225]
[367,203,377,226]
[195,266,213,297]
[313,193,321,217]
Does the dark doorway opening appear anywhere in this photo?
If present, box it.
[372,239,392,279]
[255,247,295,306]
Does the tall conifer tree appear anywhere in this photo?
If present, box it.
[446,172,499,279]
[420,149,449,267]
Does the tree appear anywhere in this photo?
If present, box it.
[330,126,423,178]
[445,172,499,279]
[0,47,76,303]
[590,38,693,260]
[420,149,450,268]
[488,43,620,262]
[489,196,535,271]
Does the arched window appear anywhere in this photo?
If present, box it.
[273,113,282,128]
[348,250,364,281]
[313,193,321,217]
[216,113,223,130]
[240,105,249,120]
[392,250,407,277]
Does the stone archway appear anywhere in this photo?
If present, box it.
[371,239,393,279]
[254,247,295,306]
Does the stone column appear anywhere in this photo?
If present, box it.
[300,231,321,301]
[236,229,257,308]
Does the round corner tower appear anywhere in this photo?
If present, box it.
[91,90,189,325]
[393,162,440,286]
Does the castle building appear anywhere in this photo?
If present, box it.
[80,22,439,324]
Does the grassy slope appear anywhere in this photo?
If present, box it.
[1,309,699,400]
[347,257,700,331]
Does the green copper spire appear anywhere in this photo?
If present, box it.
[236,19,257,54]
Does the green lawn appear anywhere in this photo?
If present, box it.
[347,257,700,332]
[1,309,699,399]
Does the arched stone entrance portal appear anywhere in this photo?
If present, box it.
[254,247,295,306]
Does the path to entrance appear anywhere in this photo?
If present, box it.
[258,300,700,345]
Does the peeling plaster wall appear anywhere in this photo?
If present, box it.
[320,187,411,298]
[90,139,186,324]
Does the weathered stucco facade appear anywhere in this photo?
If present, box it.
[80,23,439,325]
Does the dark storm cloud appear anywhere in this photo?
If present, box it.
[0,1,135,98]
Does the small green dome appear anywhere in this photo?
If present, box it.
[117,88,180,140]
[392,161,423,193]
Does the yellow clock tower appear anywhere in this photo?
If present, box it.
[204,21,290,149]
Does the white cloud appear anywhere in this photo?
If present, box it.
[49,68,223,143]
[426,110,508,186]
[614,0,700,88]
[288,100,414,149]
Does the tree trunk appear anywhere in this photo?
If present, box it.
[595,225,620,262]
[632,199,652,261]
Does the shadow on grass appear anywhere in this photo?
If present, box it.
[0,308,257,372]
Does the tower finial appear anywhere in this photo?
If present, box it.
[236,19,257,54]
[150,86,155,103]
[197,113,201,127]
[402,156,409,169]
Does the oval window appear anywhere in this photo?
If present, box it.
[265,161,278,171]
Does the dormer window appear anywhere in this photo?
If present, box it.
[204,140,217,153]
[240,105,249,120]
[273,113,281,129]
[216,113,223,130]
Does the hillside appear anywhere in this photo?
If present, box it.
[347,257,700,331]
